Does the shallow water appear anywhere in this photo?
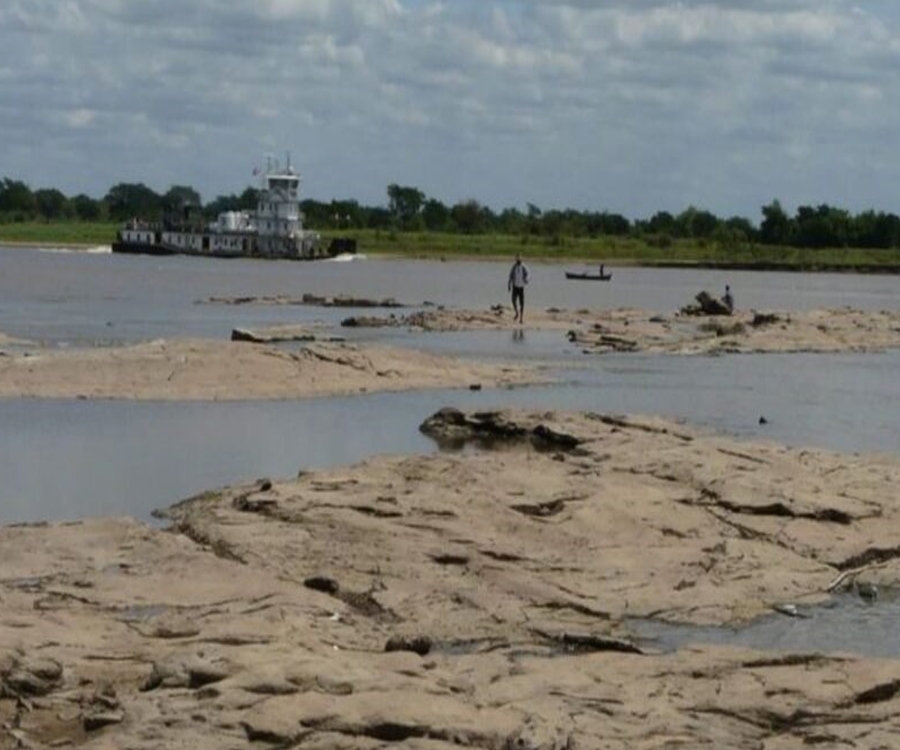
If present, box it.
[2,349,899,526]
[630,590,900,659]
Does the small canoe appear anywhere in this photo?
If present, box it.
[565,271,612,281]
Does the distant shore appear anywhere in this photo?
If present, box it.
[4,223,900,272]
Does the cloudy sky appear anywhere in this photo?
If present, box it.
[3,0,900,222]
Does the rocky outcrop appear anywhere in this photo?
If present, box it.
[680,289,734,316]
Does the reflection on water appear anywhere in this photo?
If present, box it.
[630,591,900,659]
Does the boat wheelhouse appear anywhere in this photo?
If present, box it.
[112,155,345,260]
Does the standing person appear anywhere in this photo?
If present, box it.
[723,284,734,313]
[507,254,529,323]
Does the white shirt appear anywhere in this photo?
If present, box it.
[509,262,528,288]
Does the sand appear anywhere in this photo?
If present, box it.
[0,338,543,400]
[342,304,900,354]
[3,408,900,748]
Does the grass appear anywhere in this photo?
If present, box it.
[0,221,117,246]
[328,229,900,272]
[3,221,900,272]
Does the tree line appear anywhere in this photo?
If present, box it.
[2,176,900,250]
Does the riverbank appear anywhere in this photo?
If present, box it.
[5,225,900,272]
[3,407,900,748]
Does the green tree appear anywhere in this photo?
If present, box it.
[421,198,449,231]
[387,184,425,229]
[851,211,900,249]
[237,186,258,211]
[365,207,392,230]
[0,178,36,216]
[104,183,162,221]
[162,185,202,216]
[646,211,676,236]
[71,193,104,221]
[34,188,70,220]
[581,211,631,237]
[793,204,850,248]
[450,199,491,234]
[676,206,720,238]
[497,207,526,235]
[760,200,793,245]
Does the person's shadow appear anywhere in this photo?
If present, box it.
[512,329,525,343]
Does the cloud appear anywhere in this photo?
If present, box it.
[1,0,899,218]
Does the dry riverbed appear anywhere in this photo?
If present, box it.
[3,408,900,748]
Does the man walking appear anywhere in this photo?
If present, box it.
[507,254,529,323]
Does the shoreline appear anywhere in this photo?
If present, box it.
[4,239,900,273]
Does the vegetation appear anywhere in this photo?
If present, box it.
[2,176,900,270]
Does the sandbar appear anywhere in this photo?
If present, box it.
[343,304,900,354]
[3,407,900,748]
[0,338,542,400]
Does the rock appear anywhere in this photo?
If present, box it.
[1,655,63,697]
[304,576,340,595]
[142,654,231,691]
[751,312,780,327]
[385,635,433,656]
[857,582,879,601]
[681,290,734,316]
[83,710,125,732]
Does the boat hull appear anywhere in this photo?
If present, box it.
[111,241,178,257]
[565,272,612,281]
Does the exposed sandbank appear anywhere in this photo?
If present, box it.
[341,305,900,354]
[0,338,542,400]
[3,408,900,748]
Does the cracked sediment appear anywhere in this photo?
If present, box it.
[4,408,900,748]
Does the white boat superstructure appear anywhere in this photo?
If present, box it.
[112,154,342,260]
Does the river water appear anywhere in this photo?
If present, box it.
[2,244,899,525]
[2,244,900,656]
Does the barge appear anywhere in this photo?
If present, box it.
[112,156,353,260]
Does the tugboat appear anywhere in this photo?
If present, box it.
[112,155,353,260]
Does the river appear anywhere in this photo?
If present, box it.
[1,244,898,526]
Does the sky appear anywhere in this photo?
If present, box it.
[3,0,900,222]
